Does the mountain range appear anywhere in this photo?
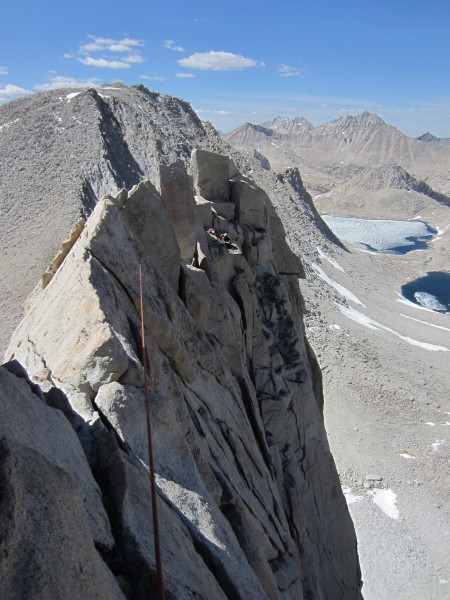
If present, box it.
[224,112,450,216]
[1,84,449,600]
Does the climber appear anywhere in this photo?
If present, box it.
[219,233,234,249]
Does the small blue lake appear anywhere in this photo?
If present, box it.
[322,215,449,313]
[402,272,450,314]
[322,215,437,254]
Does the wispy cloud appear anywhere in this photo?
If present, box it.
[278,64,307,78]
[140,75,167,82]
[66,35,145,69]
[178,51,264,71]
[0,84,31,102]
[176,72,195,78]
[78,56,131,69]
[34,76,103,91]
[194,108,233,116]
[80,36,144,54]
[164,40,185,52]
[123,54,145,64]
[194,17,210,23]
[0,66,8,76]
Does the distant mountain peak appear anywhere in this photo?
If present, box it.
[262,115,315,135]
[230,121,275,135]
[417,132,439,142]
[333,111,386,128]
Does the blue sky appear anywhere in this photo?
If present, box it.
[1,0,450,137]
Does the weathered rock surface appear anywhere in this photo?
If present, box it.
[0,366,124,600]
[2,150,362,598]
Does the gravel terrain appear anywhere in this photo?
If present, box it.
[298,220,450,599]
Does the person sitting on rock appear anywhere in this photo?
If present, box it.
[219,233,234,248]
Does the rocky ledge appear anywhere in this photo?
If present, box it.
[1,150,362,599]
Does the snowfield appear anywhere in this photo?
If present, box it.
[322,215,435,252]
[336,303,449,352]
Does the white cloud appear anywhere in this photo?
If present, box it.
[176,72,195,78]
[34,76,103,91]
[164,40,185,52]
[194,17,210,23]
[178,51,264,71]
[66,35,145,69]
[194,108,233,116]
[0,84,31,101]
[278,64,306,77]
[77,56,131,69]
[123,54,145,64]
[140,75,167,82]
[80,36,144,54]
[0,66,8,75]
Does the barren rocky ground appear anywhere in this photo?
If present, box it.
[297,210,450,599]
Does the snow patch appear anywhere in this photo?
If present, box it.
[0,118,20,132]
[329,324,341,330]
[431,440,444,451]
[337,304,449,352]
[343,488,363,505]
[66,92,81,102]
[397,295,437,313]
[312,263,365,307]
[337,304,377,330]
[399,453,416,460]
[425,422,436,426]
[400,314,450,332]
[307,325,322,333]
[369,488,400,520]
[317,246,345,271]
[431,224,449,242]
[414,291,447,313]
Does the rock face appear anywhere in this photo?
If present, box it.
[0,85,218,352]
[2,149,362,598]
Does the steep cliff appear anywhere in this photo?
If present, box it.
[0,84,333,354]
[1,149,362,598]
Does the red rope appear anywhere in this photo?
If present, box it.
[140,265,165,600]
